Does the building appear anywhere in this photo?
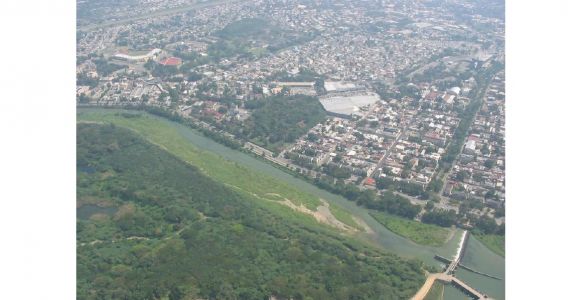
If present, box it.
[159,57,182,66]
[324,81,359,93]
[448,86,461,95]
[318,92,380,119]
[464,139,477,154]
[112,49,162,62]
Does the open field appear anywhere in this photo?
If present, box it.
[370,212,451,247]
[475,234,505,257]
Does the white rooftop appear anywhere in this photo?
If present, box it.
[319,93,380,117]
[324,81,357,92]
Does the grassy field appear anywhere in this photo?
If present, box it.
[475,233,505,257]
[370,211,451,247]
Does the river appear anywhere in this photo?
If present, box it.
[78,108,505,299]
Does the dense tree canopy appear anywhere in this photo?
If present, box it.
[421,209,458,227]
[77,123,425,300]
[243,94,326,151]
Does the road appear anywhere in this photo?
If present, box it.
[411,273,442,300]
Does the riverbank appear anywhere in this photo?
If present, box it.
[424,281,444,300]
[369,212,451,247]
[474,233,505,257]
[77,111,380,238]
[77,108,505,299]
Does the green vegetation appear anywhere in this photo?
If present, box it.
[269,68,325,82]
[207,18,318,60]
[427,62,505,193]
[216,18,272,39]
[312,176,421,220]
[77,123,426,299]
[242,94,326,151]
[324,164,352,179]
[360,190,422,219]
[370,212,451,247]
[421,209,458,227]
[424,281,445,300]
[144,59,178,79]
[445,64,503,163]
[142,106,244,150]
[94,57,126,76]
[474,234,505,257]
[77,110,321,210]
[376,176,428,199]
[328,203,362,230]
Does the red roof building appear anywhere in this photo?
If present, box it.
[364,178,376,186]
[159,57,182,66]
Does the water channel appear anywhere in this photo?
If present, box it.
[78,108,505,299]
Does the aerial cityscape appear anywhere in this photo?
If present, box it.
[76,0,505,299]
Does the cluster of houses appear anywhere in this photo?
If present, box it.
[444,72,506,207]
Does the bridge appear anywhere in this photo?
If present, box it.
[434,255,503,281]
[411,231,497,300]
[446,230,470,274]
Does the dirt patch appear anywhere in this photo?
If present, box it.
[352,216,374,234]
[316,200,352,232]
[223,183,357,232]
[264,192,284,201]
[278,198,357,232]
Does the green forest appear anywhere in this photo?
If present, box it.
[77,123,426,300]
[243,95,327,151]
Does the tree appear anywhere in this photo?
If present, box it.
[456,170,469,182]
[78,93,90,103]
[421,209,457,227]
[427,178,443,192]
[474,216,498,234]
[484,159,496,169]
[494,206,505,218]
[376,177,394,190]
[187,72,203,82]
[281,86,290,95]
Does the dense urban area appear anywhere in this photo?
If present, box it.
[77,0,505,299]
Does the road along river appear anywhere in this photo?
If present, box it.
[78,108,504,299]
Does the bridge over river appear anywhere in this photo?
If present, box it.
[411,231,499,300]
